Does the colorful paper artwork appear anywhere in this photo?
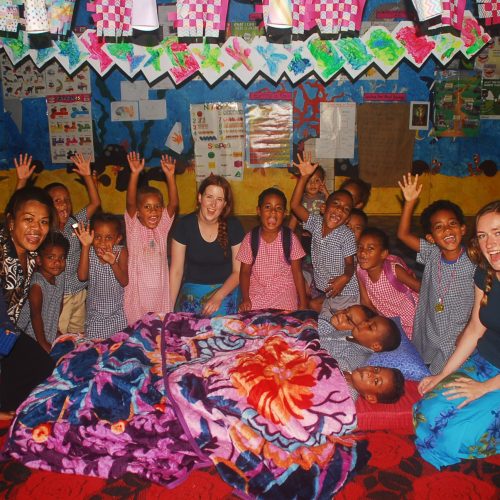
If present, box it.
[88,0,133,37]
[47,93,94,163]
[362,26,405,75]
[79,29,114,76]
[307,35,345,82]
[252,37,291,83]
[460,11,491,57]
[190,41,228,85]
[0,0,20,33]
[104,42,146,77]
[175,0,229,38]
[54,32,89,74]
[47,0,77,36]
[221,37,263,85]
[286,41,314,83]
[335,37,373,79]
[165,122,184,154]
[30,42,59,68]
[2,32,31,65]
[162,40,200,85]
[141,44,170,83]
[394,21,435,67]
[432,32,463,65]
[111,100,139,121]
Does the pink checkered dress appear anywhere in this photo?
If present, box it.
[357,257,418,340]
[124,210,174,326]
[237,229,305,311]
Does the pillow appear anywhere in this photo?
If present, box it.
[367,317,430,381]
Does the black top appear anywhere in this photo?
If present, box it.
[172,212,244,285]
[475,267,500,368]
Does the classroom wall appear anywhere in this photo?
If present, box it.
[0,0,498,216]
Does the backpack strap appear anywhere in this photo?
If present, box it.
[250,226,260,264]
[282,226,292,264]
[383,255,416,306]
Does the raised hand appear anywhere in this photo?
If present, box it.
[160,154,176,177]
[71,153,92,177]
[14,153,35,188]
[292,152,318,177]
[74,222,94,247]
[127,152,145,174]
[398,173,422,203]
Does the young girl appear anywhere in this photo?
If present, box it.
[398,174,476,374]
[124,152,178,325]
[17,232,69,353]
[339,177,371,210]
[75,213,128,340]
[357,227,420,339]
[238,188,307,312]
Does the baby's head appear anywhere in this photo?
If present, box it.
[339,178,371,209]
[351,366,405,404]
[347,208,367,243]
[323,189,353,232]
[36,232,69,279]
[91,212,123,260]
[357,227,389,272]
[331,304,375,331]
[257,188,287,234]
[350,315,401,352]
[420,200,466,254]
[305,165,326,197]
[45,183,72,230]
[136,185,164,229]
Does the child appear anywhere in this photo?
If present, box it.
[75,213,128,339]
[357,227,420,339]
[124,152,178,325]
[17,232,69,353]
[318,310,401,372]
[397,174,476,374]
[330,303,375,331]
[237,188,307,312]
[45,154,101,334]
[291,152,359,318]
[347,208,368,243]
[339,177,371,210]
[345,366,405,403]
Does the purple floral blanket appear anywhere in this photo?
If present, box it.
[3,310,358,498]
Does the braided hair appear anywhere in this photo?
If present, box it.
[467,200,500,306]
[197,175,234,257]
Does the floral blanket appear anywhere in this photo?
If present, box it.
[3,310,358,498]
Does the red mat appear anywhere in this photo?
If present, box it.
[0,422,498,499]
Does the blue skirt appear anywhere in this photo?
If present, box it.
[175,282,240,317]
[414,351,500,469]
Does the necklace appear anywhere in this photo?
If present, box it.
[435,248,463,313]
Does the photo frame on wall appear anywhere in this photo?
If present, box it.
[409,101,430,130]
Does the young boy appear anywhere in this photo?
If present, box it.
[17,233,69,353]
[346,365,405,403]
[347,208,368,243]
[397,174,476,374]
[45,153,101,334]
[291,152,359,318]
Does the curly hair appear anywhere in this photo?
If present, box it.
[198,175,234,257]
[38,232,70,257]
[420,199,465,235]
[377,368,405,404]
[258,187,287,208]
[467,200,500,306]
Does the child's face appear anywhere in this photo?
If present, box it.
[92,222,122,259]
[347,214,366,243]
[343,183,364,209]
[305,171,324,197]
[426,209,466,254]
[350,316,390,351]
[37,245,66,279]
[351,366,395,404]
[323,192,352,232]
[48,186,72,228]
[257,193,286,233]
[331,305,369,331]
[137,193,164,229]
[9,200,51,254]
[357,234,388,271]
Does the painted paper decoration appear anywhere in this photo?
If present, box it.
[88,0,133,37]
[190,41,228,85]
[2,32,31,65]
[315,0,363,34]
[30,41,60,68]
[104,42,146,77]
[460,11,491,57]
[307,35,346,82]
[221,37,264,85]
[285,40,315,83]
[47,0,77,35]
[175,0,229,38]
[79,29,114,76]
[362,26,405,75]
[335,37,374,79]
[54,32,89,74]
[251,36,291,82]
[431,32,463,65]
[141,44,170,83]
[163,39,200,85]
[394,21,436,68]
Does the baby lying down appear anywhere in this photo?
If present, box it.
[319,304,404,403]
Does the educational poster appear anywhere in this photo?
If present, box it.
[47,94,94,163]
[481,79,500,118]
[475,36,500,79]
[190,102,245,182]
[245,101,293,168]
[316,102,356,158]
[433,70,481,137]
[44,62,91,95]
[1,52,46,99]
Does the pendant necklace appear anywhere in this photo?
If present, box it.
[435,248,463,313]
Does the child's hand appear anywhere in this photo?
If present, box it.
[319,180,329,197]
[100,250,118,265]
[292,152,318,178]
[40,338,52,354]
[71,153,92,177]
[398,173,422,203]
[74,222,94,247]
[239,299,252,313]
[160,154,176,177]
[14,154,35,185]
[326,275,348,298]
[127,152,145,174]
